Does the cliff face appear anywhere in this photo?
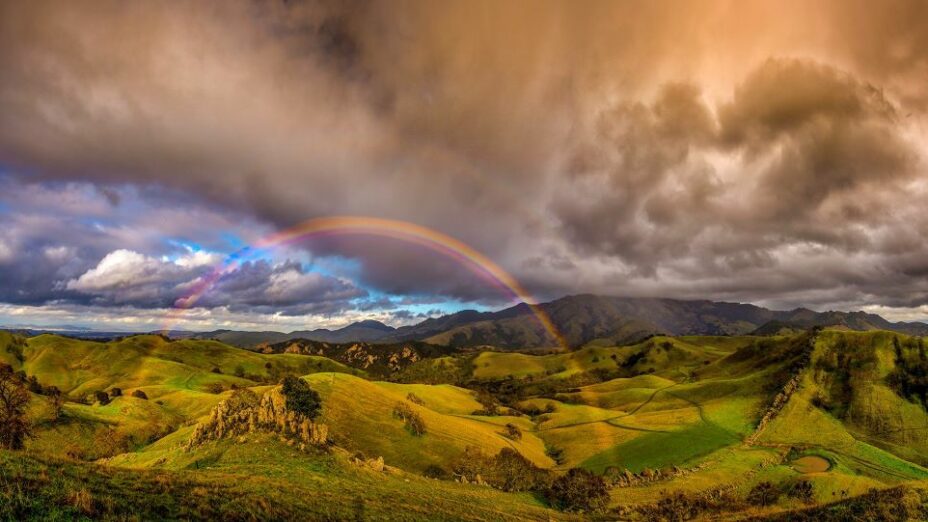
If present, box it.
[186,387,328,449]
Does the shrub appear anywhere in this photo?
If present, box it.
[474,391,500,415]
[131,390,149,400]
[545,445,565,465]
[109,387,122,398]
[94,390,111,405]
[393,402,426,436]
[204,383,225,394]
[423,464,448,479]
[280,375,322,419]
[6,342,24,363]
[545,468,608,512]
[93,427,130,457]
[27,375,43,394]
[636,488,743,521]
[648,491,699,522]
[787,478,815,504]
[504,423,522,440]
[46,385,64,420]
[406,392,425,405]
[234,365,246,378]
[747,481,781,507]
[67,488,95,515]
[211,367,222,374]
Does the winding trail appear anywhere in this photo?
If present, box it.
[535,381,681,432]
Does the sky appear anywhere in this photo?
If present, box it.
[1,0,928,332]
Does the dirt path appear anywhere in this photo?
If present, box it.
[535,381,680,432]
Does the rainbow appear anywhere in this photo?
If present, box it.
[161,216,567,349]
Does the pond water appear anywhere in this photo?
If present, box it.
[791,455,831,473]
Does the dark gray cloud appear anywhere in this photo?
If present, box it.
[195,259,367,316]
[0,1,927,324]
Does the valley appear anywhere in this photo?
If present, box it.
[3,327,928,520]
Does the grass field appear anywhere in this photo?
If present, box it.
[0,441,576,521]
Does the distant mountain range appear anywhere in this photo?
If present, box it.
[165,295,928,350]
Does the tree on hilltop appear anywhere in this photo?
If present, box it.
[281,375,322,419]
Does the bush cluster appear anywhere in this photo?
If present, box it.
[545,468,609,513]
[392,402,426,436]
[451,447,550,492]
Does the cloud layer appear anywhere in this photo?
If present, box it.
[1,0,927,328]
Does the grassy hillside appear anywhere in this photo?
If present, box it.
[9,334,359,460]
[0,442,574,521]
[757,330,928,476]
[5,328,928,520]
[18,334,359,399]
[305,373,554,472]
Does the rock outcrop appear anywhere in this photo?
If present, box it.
[186,388,328,449]
[747,331,817,444]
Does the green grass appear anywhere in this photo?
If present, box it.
[6,329,928,520]
[1,442,576,521]
[581,416,740,473]
[21,335,359,399]
[303,373,554,473]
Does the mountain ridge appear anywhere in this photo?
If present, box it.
[159,294,928,349]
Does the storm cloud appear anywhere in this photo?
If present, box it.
[1,0,927,327]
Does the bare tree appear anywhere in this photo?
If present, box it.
[0,365,32,449]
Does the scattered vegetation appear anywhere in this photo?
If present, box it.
[451,447,551,492]
[504,423,522,441]
[545,468,608,513]
[887,336,928,409]
[392,402,427,436]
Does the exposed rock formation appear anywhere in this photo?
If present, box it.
[186,388,328,449]
[747,332,817,444]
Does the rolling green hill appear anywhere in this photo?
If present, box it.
[4,328,928,520]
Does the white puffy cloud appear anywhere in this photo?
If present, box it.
[66,249,215,304]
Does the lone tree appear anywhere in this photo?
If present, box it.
[281,375,321,419]
[46,385,64,420]
[0,364,32,449]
